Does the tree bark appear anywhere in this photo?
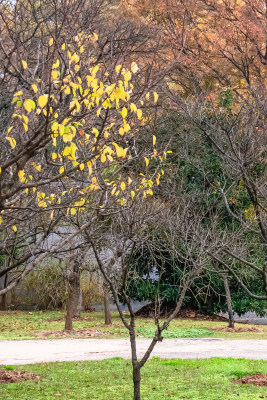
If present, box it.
[103,281,112,325]
[132,364,141,400]
[72,267,82,318]
[65,264,81,330]
[0,274,8,310]
[0,293,6,310]
[65,277,76,330]
[223,273,234,328]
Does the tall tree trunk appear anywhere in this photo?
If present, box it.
[223,273,234,328]
[103,281,112,325]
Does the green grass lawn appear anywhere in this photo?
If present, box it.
[1,310,267,340]
[0,358,267,399]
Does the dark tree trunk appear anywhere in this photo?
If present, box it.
[0,293,6,310]
[72,267,82,318]
[132,364,141,400]
[223,274,234,328]
[65,278,76,330]
[103,281,112,325]
[0,262,9,310]
[65,264,81,330]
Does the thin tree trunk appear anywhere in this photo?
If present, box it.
[1,261,9,310]
[223,273,234,328]
[0,293,6,310]
[0,274,7,310]
[214,263,235,328]
[65,278,76,331]
[132,364,141,400]
[65,263,83,329]
[72,267,82,318]
[103,281,112,325]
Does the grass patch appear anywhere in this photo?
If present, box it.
[0,358,267,399]
[1,310,267,340]
[137,327,214,338]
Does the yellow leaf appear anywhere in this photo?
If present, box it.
[137,109,142,119]
[153,135,156,146]
[130,191,135,199]
[115,65,122,74]
[131,62,139,74]
[14,91,23,97]
[51,70,58,80]
[12,225,17,232]
[130,103,137,113]
[119,128,124,136]
[145,92,150,100]
[93,32,98,40]
[38,95,48,108]
[101,153,106,163]
[120,181,126,191]
[49,38,54,46]
[8,126,13,134]
[144,157,149,166]
[0,216,2,224]
[32,84,38,93]
[121,107,127,119]
[24,100,33,112]
[71,208,77,215]
[23,123,28,132]
[59,166,65,174]
[61,43,66,50]
[52,153,57,160]
[22,114,29,123]
[74,198,85,207]
[153,91,159,103]
[50,210,54,220]
[6,136,16,149]
[52,59,60,69]
[125,70,131,82]
[22,60,27,69]
[128,177,132,185]
[79,163,85,171]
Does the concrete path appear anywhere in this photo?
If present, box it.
[0,338,267,365]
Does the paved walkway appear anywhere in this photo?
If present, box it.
[0,338,267,365]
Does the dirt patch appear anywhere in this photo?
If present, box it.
[0,311,20,316]
[47,317,94,322]
[235,374,267,386]
[0,369,41,384]
[211,326,263,333]
[34,328,106,338]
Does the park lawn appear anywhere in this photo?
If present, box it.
[1,358,267,399]
[0,310,267,340]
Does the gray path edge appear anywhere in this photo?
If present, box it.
[0,338,267,365]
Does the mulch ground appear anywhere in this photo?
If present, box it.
[47,316,94,322]
[235,374,267,386]
[34,328,106,338]
[0,369,41,384]
[211,326,263,333]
